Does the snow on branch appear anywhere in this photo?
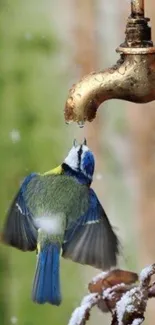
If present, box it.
[68,293,99,325]
[68,264,155,325]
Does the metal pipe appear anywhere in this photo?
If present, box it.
[64,0,155,125]
[131,0,144,17]
[65,54,155,123]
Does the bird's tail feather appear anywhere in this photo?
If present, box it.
[32,243,61,305]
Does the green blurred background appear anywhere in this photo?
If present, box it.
[0,1,84,324]
[1,0,155,324]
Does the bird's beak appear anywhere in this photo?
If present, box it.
[83,138,87,146]
[73,139,78,147]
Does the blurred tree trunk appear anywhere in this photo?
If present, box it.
[127,104,155,264]
[127,1,155,324]
[127,104,155,325]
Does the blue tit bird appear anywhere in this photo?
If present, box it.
[2,139,119,306]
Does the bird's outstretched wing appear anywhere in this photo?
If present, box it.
[2,173,38,251]
[62,188,119,270]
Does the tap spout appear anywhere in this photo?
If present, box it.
[64,0,155,124]
[64,53,155,123]
[64,58,125,123]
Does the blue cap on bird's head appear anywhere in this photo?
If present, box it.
[64,138,95,180]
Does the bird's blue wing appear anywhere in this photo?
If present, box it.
[62,188,119,270]
[2,173,38,251]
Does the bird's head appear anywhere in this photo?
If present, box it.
[63,138,95,181]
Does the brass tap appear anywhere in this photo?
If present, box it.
[64,0,155,124]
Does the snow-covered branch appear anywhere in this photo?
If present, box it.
[68,264,155,325]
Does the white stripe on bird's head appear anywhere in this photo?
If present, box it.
[64,141,95,179]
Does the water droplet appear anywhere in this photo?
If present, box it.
[77,121,85,128]
[96,173,103,181]
[10,129,21,143]
[25,33,33,41]
[10,316,18,324]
